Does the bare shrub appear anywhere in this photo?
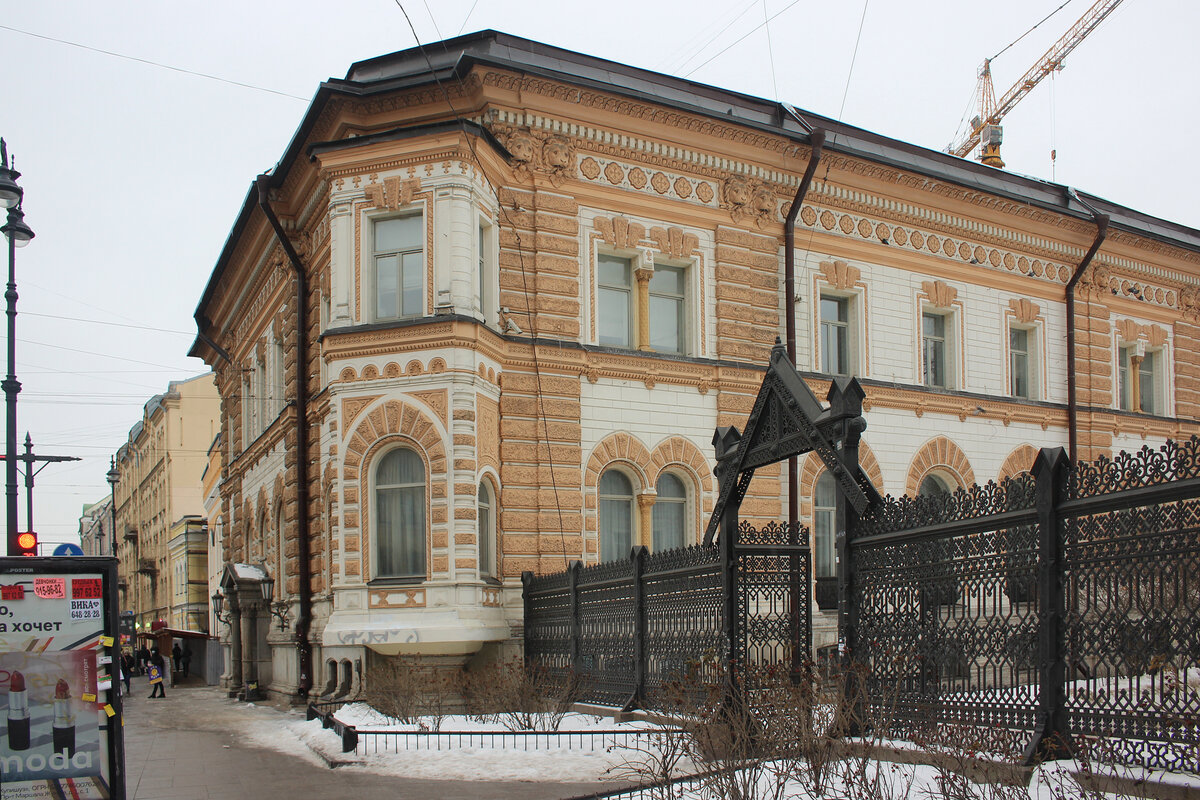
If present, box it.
[463,657,578,731]
[362,656,462,731]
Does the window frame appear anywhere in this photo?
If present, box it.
[597,254,634,349]
[371,446,428,581]
[477,215,497,327]
[1118,343,1165,415]
[598,468,636,562]
[812,471,837,579]
[1008,324,1039,400]
[648,264,687,355]
[819,293,853,377]
[368,212,425,323]
[477,478,498,580]
[651,471,690,552]
[921,309,955,390]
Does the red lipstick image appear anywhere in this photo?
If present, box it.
[53,678,76,757]
[7,670,30,750]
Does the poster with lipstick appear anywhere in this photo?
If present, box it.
[1,566,117,800]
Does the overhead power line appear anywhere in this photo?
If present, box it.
[0,24,309,101]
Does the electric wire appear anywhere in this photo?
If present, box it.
[665,0,759,76]
[456,0,481,36]
[764,0,780,102]
[682,0,804,78]
[0,24,309,102]
[20,311,194,336]
[393,1,572,567]
[989,0,1073,63]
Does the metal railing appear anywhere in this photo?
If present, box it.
[845,438,1200,773]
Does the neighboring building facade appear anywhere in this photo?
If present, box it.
[112,373,220,634]
[78,498,114,557]
[189,31,1200,700]
[201,433,224,636]
[167,515,210,632]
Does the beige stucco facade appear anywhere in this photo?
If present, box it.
[112,372,220,634]
[189,32,1200,701]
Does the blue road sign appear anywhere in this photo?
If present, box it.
[52,542,85,556]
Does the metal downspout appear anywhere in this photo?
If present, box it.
[784,128,825,529]
[1064,191,1108,464]
[257,176,314,697]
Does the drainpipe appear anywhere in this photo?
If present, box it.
[784,127,825,529]
[257,176,314,697]
[1064,189,1109,464]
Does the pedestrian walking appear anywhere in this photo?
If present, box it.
[181,643,192,678]
[120,652,132,695]
[148,648,166,698]
[172,642,183,680]
[136,643,151,675]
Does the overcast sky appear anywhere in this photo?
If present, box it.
[1,0,1196,548]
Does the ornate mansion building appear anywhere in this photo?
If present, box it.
[189,31,1200,699]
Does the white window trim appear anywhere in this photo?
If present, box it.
[918,304,960,390]
[598,466,639,562]
[370,445,429,581]
[477,213,498,327]
[1007,321,1042,401]
[362,205,427,324]
[651,468,694,551]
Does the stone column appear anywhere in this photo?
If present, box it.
[1130,354,1144,413]
[239,599,257,696]
[635,267,654,351]
[636,491,657,549]
[228,598,243,690]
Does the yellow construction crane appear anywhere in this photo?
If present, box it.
[949,0,1126,168]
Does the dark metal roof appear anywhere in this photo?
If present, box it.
[192,30,1200,347]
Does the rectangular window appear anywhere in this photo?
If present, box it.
[649,266,685,354]
[1010,327,1030,399]
[820,295,851,376]
[374,215,423,320]
[922,312,949,388]
[1139,350,1159,414]
[598,255,632,348]
[1118,345,1133,411]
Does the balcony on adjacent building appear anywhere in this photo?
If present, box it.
[136,558,156,575]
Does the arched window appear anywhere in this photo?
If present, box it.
[919,473,952,497]
[477,480,496,578]
[599,470,634,561]
[813,471,837,579]
[652,473,687,551]
[374,448,426,578]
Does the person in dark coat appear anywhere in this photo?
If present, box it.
[172,642,182,678]
[137,644,151,675]
[181,643,192,678]
[120,651,135,694]
[148,648,166,698]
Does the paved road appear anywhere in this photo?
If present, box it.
[118,681,614,800]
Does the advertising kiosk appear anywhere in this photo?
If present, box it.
[0,557,125,799]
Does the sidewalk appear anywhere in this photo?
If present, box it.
[118,680,615,800]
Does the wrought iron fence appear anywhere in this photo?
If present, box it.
[523,524,809,711]
[846,439,1200,773]
[351,727,685,756]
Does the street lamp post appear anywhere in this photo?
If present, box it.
[1,139,35,556]
[106,458,120,556]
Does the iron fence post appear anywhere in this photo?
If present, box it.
[1023,446,1073,765]
[521,571,533,664]
[721,494,741,693]
[630,546,648,710]
[569,560,582,675]
[833,382,866,735]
